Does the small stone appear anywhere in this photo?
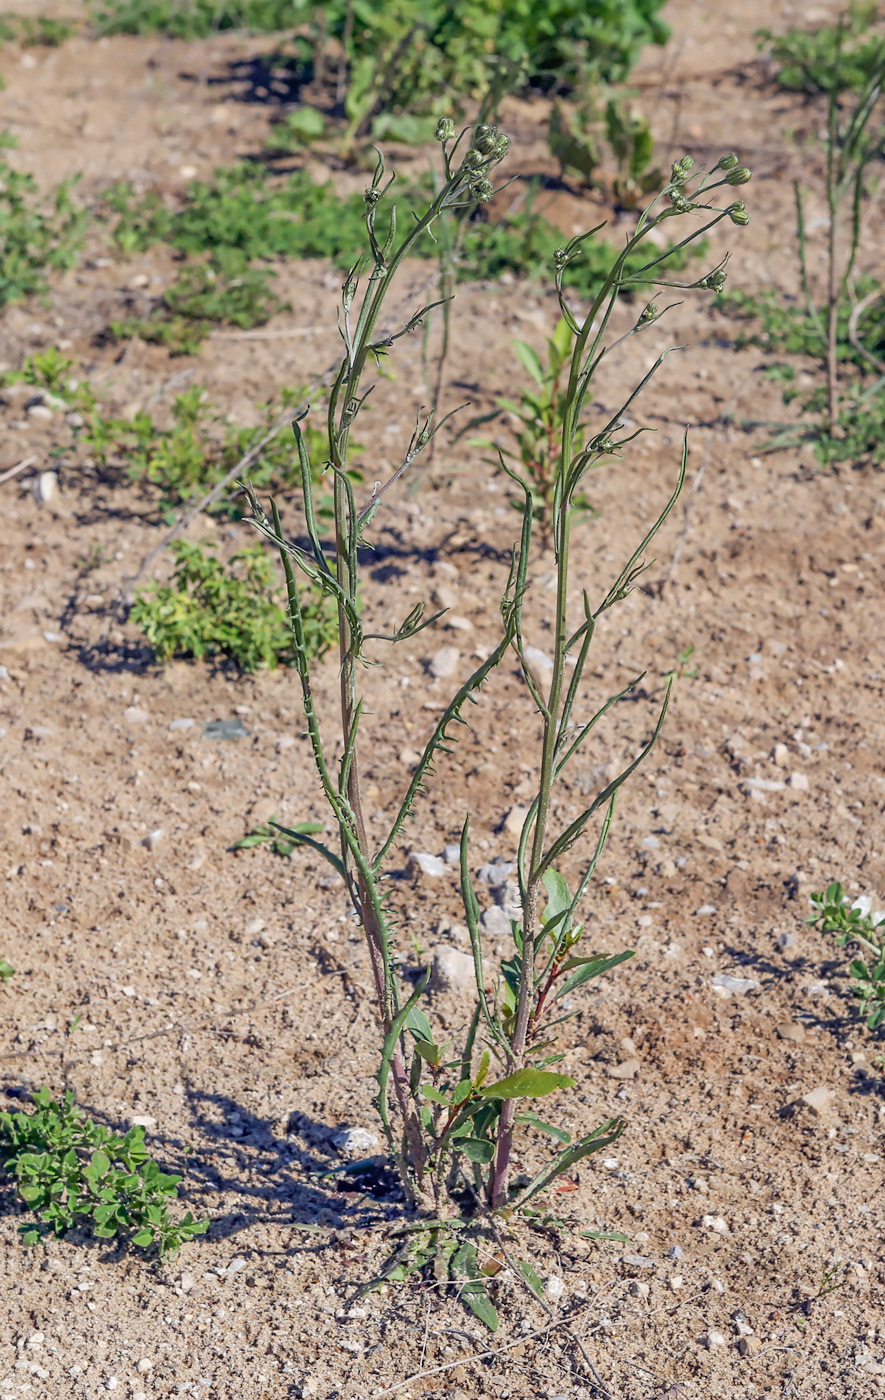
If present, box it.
[776,931,796,952]
[42,630,63,643]
[169,717,194,731]
[744,776,785,793]
[628,1280,650,1298]
[607,1058,640,1080]
[776,1021,806,1044]
[700,1215,730,1235]
[477,860,515,887]
[621,1253,656,1271]
[544,1274,565,1301]
[696,903,717,916]
[130,1115,156,1128]
[788,771,809,791]
[399,746,421,766]
[124,706,150,725]
[641,834,661,851]
[669,1275,685,1290]
[503,805,528,839]
[443,844,460,866]
[0,665,9,681]
[27,403,54,422]
[276,734,296,751]
[429,944,475,994]
[711,973,760,997]
[33,471,58,503]
[772,742,789,766]
[136,1360,153,1374]
[667,1245,683,1260]
[801,1085,834,1115]
[245,918,266,937]
[409,851,447,878]
[480,905,512,938]
[702,1331,727,1349]
[446,615,473,632]
[332,1127,379,1156]
[141,829,163,851]
[429,646,459,679]
[178,1272,195,1292]
[737,1336,761,1356]
[226,1256,248,1274]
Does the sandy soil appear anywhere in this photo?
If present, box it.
[0,2,883,1398]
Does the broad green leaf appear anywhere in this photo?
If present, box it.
[91,1149,110,1176]
[132,1228,154,1247]
[406,1006,434,1043]
[451,1079,473,1107]
[474,1050,491,1087]
[582,1229,630,1242]
[420,1085,450,1106]
[512,340,546,387]
[555,949,634,998]
[452,1242,499,1331]
[19,1185,41,1203]
[542,869,571,926]
[414,1039,442,1067]
[459,1137,495,1164]
[479,1069,575,1100]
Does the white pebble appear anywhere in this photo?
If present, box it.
[700,1215,730,1235]
[702,1330,727,1348]
[429,646,459,679]
[33,471,58,503]
[545,1275,565,1301]
[408,852,447,877]
[169,718,195,732]
[332,1127,379,1156]
[711,973,760,997]
[136,1359,153,1373]
[429,944,475,994]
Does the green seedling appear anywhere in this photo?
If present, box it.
[758,5,884,96]
[0,132,88,308]
[0,1088,208,1256]
[0,959,13,981]
[234,819,324,857]
[808,882,885,1030]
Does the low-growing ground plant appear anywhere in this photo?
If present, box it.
[758,4,884,96]
[0,132,88,308]
[808,882,885,1031]
[101,162,704,354]
[131,538,337,670]
[0,959,13,981]
[0,1088,208,1256]
[243,121,750,1320]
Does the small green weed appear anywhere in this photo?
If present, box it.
[758,5,885,95]
[90,0,304,38]
[0,959,13,981]
[0,14,75,46]
[0,134,88,308]
[0,345,75,395]
[131,539,337,671]
[549,96,662,208]
[472,316,596,544]
[808,881,885,1031]
[234,819,324,856]
[0,1088,208,1256]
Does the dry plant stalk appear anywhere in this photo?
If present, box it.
[245,125,751,1251]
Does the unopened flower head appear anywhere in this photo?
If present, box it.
[364,185,382,208]
[718,152,739,170]
[728,200,749,226]
[435,117,456,144]
[472,123,496,155]
[470,177,495,204]
[668,189,696,213]
[491,133,511,161]
[638,302,659,323]
[725,166,752,186]
[698,268,727,292]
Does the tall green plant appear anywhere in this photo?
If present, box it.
[245,124,750,1295]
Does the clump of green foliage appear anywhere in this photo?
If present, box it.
[758,4,885,95]
[808,883,885,1031]
[0,13,75,45]
[0,959,13,981]
[549,96,661,208]
[90,0,307,37]
[131,539,337,670]
[102,162,702,353]
[0,1088,208,1256]
[0,133,88,308]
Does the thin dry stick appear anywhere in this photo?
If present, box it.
[373,1304,604,1398]
[207,327,322,342]
[0,455,37,486]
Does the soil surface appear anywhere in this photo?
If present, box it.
[1,3,883,1399]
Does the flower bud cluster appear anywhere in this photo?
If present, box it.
[435,117,456,144]
[449,122,511,205]
[669,154,695,187]
[638,302,659,324]
[698,268,727,292]
[728,200,750,226]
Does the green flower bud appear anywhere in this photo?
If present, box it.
[462,149,483,171]
[472,123,496,155]
[728,201,750,226]
[718,152,739,170]
[470,177,494,203]
[491,133,511,161]
[676,155,695,172]
[554,247,569,271]
[364,186,382,208]
[725,166,752,186]
[668,189,695,213]
[698,269,727,292]
[638,302,659,323]
[435,117,456,143]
